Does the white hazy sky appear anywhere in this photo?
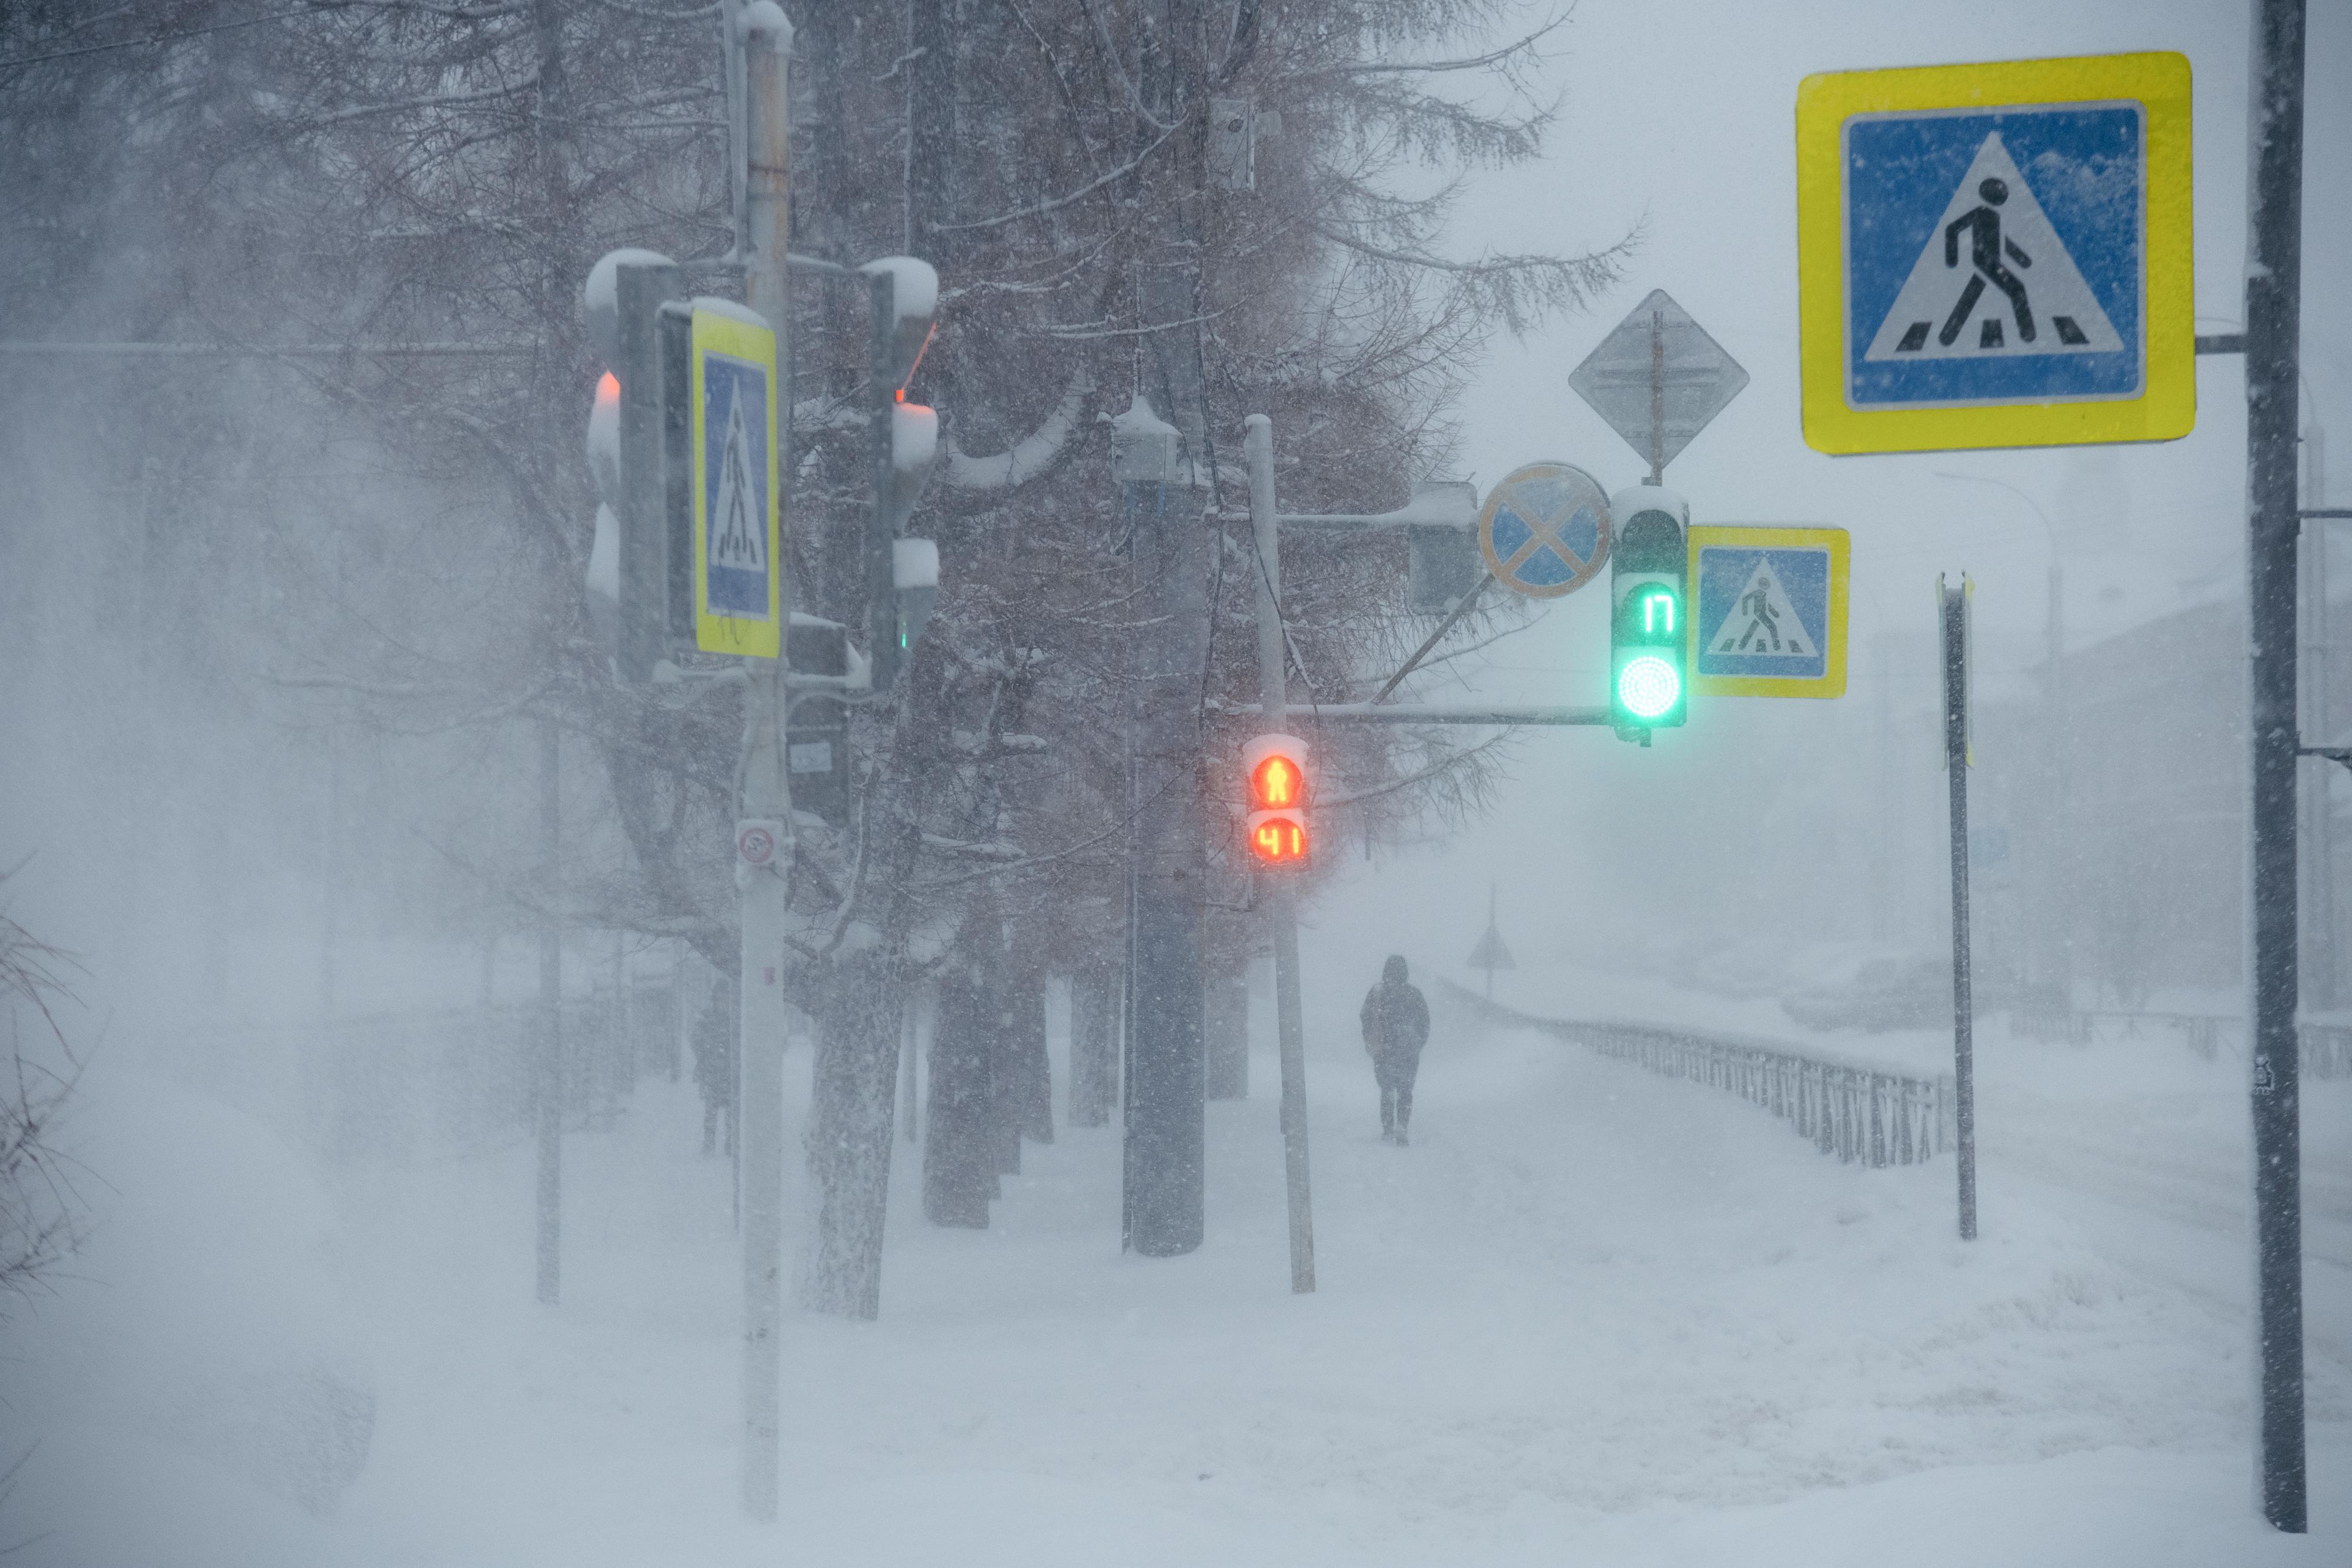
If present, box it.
[1299,0,2351,994]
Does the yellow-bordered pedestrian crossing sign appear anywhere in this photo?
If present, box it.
[690,301,781,658]
[1688,526,1849,698]
[1796,52,2193,455]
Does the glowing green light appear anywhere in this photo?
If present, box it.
[1617,654,1681,720]
[1640,589,1677,635]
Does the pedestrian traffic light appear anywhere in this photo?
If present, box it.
[1608,485,1689,738]
[1243,733,1311,867]
[582,248,683,681]
[859,256,941,693]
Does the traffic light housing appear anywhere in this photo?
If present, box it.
[1243,733,1311,868]
[860,257,941,693]
[1609,485,1689,738]
[582,249,683,682]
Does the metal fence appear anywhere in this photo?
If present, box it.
[2009,1009,2352,1078]
[1443,982,1952,1169]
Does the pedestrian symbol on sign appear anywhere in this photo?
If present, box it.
[1688,527,1847,698]
[711,392,765,574]
[1864,132,2123,366]
[1707,558,1817,659]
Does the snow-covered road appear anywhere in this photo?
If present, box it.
[6,990,2346,1564]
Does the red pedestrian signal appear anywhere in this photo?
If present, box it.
[1243,733,1311,868]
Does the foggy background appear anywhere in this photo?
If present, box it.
[3,0,2349,1561]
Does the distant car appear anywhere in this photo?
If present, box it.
[1781,953,1950,1032]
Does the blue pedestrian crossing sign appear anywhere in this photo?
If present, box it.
[1688,526,1849,698]
[1476,462,1612,600]
[1797,52,2193,456]
[689,300,781,659]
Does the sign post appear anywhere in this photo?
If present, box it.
[1465,884,1515,1003]
[1938,575,1976,1244]
[2243,0,2308,1533]
[1243,414,1317,1296]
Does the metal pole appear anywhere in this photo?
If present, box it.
[1244,414,1316,1293]
[1369,576,1488,705]
[1939,579,1976,1242]
[2245,0,2308,1532]
[736,1,793,1523]
[1121,430,1210,1257]
[1485,884,1497,1004]
[2301,420,2332,1010]
[536,718,563,1304]
[2047,554,2069,1006]
[1647,309,1665,486]
[1121,0,1213,1253]
[901,991,920,1142]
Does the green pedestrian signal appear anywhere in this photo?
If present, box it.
[1609,486,1689,737]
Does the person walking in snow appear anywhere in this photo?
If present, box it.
[1360,954,1431,1145]
[693,985,738,1158]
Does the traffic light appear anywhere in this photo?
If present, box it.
[582,249,683,681]
[860,258,941,693]
[1243,733,1311,867]
[1608,484,1689,739]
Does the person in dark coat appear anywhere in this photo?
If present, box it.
[1360,954,1431,1145]
[693,986,738,1157]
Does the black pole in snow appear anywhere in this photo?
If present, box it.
[2246,0,2309,1533]
[1939,579,1976,1243]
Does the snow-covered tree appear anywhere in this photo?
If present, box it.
[0,0,1621,1318]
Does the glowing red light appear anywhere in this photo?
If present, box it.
[1251,754,1302,810]
[595,370,620,407]
[1248,815,1308,866]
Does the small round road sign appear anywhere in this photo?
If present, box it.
[1478,462,1612,599]
[736,822,778,867]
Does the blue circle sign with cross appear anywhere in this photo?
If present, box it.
[1477,462,1612,599]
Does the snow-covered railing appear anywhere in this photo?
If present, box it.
[2009,1009,2352,1079]
[1442,982,1952,1169]
[1566,1020,1951,1168]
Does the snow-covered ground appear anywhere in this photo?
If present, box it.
[4,968,2346,1564]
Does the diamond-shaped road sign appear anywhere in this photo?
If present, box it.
[1568,289,1749,479]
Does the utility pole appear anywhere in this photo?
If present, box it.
[1118,0,1214,1259]
[1114,389,1209,1258]
[734,0,793,1523]
[2301,419,2333,1010]
[2244,0,2308,1533]
[1244,414,1316,1293]
[536,717,563,1305]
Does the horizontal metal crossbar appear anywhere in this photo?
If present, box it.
[1219,701,1612,726]
[1210,509,1475,531]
